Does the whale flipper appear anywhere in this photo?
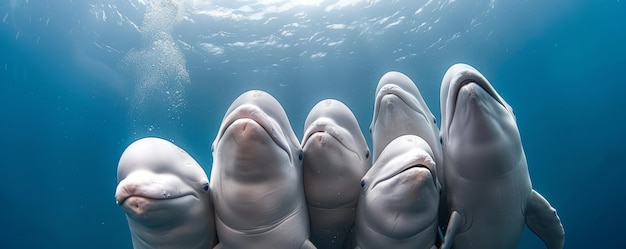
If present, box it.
[300,239,317,249]
[440,211,462,249]
[525,190,565,249]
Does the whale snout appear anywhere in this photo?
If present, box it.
[121,195,200,224]
[115,170,197,206]
[227,118,271,144]
[120,196,153,216]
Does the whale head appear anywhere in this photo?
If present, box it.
[440,63,524,181]
[370,71,441,183]
[114,137,216,248]
[210,90,306,236]
[301,99,371,208]
[115,137,211,226]
[211,90,301,182]
[301,99,371,248]
[357,135,438,245]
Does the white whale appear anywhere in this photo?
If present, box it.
[370,71,442,169]
[370,71,448,234]
[210,90,316,249]
[301,99,371,249]
[355,135,439,249]
[115,137,217,249]
[439,63,565,249]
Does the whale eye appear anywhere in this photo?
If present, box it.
[360,179,365,189]
[298,150,303,160]
[202,183,209,192]
[365,151,370,159]
[439,136,443,145]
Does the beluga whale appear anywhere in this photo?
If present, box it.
[355,135,439,249]
[115,137,217,249]
[210,90,316,249]
[370,71,448,233]
[301,99,371,249]
[439,63,565,249]
[370,71,442,170]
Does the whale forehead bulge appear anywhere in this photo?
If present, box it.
[117,137,208,183]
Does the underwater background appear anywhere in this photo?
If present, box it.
[0,0,624,248]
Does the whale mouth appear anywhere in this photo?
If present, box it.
[302,129,339,147]
[302,123,333,146]
[371,163,433,191]
[368,149,437,191]
[397,165,427,175]
[444,66,510,134]
[302,120,362,160]
[114,175,199,207]
[118,194,200,222]
[448,80,508,133]
[116,192,197,206]
[392,164,432,180]
[364,163,438,239]
[372,84,428,125]
[216,104,292,160]
[454,80,504,109]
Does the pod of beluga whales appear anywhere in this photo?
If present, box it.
[114,63,565,249]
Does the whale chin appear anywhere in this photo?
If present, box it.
[122,195,199,224]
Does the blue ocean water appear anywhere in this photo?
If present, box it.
[0,0,624,248]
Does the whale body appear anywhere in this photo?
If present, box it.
[370,71,442,177]
[210,90,316,249]
[439,63,564,249]
[370,71,448,234]
[115,137,217,249]
[301,99,371,249]
[355,135,439,249]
